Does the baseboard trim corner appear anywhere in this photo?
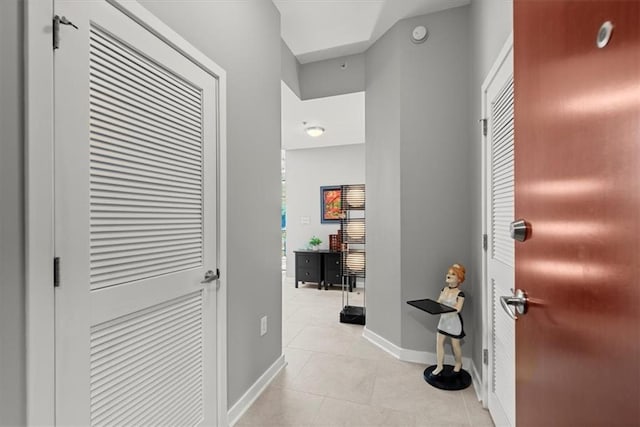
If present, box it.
[362,327,472,371]
[228,354,286,426]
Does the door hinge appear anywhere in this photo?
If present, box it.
[53,15,78,50]
[483,349,489,365]
[483,234,488,251]
[481,118,488,137]
[54,257,61,287]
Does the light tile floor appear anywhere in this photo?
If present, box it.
[237,276,494,427]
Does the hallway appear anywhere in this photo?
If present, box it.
[236,277,494,426]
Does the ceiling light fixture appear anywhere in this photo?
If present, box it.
[305,126,325,137]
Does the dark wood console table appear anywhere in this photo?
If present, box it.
[294,250,355,291]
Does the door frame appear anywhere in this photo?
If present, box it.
[24,1,229,425]
[480,32,513,409]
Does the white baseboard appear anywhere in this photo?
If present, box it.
[362,327,472,367]
[228,354,286,426]
[362,327,478,392]
[470,361,483,402]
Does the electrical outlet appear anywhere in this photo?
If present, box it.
[260,316,268,336]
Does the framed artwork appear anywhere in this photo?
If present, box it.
[321,186,342,223]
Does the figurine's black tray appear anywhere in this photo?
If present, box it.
[407,298,456,315]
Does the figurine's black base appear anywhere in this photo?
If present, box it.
[340,305,365,325]
[423,365,472,390]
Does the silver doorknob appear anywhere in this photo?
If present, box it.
[201,269,220,284]
[500,289,529,320]
[510,219,530,242]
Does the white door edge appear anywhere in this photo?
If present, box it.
[24,1,229,425]
[25,0,55,424]
[480,32,514,410]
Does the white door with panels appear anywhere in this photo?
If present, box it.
[483,42,515,427]
[54,1,219,425]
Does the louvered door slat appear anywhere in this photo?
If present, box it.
[91,323,201,389]
[91,231,202,245]
[493,147,514,167]
[91,139,202,174]
[90,292,203,426]
[89,28,202,110]
[91,212,202,221]
[92,242,202,261]
[92,188,201,204]
[491,75,515,268]
[88,65,200,130]
[92,242,201,258]
[92,353,202,424]
[91,303,201,353]
[89,110,201,156]
[91,248,203,270]
[92,201,202,213]
[91,143,202,178]
[91,175,202,197]
[91,322,201,381]
[90,23,205,291]
[90,110,201,155]
[90,102,201,149]
[91,163,201,193]
[161,396,203,427]
[491,80,514,119]
[94,361,201,426]
[90,92,202,141]
[90,82,201,135]
[91,124,202,165]
[89,76,201,133]
[89,41,201,121]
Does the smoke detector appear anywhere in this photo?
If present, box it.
[411,25,429,44]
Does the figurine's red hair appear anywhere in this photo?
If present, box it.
[448,263,466,284]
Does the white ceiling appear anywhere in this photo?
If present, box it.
[278,0,470,151]
[281,82,365,151]
[274,0,470,64]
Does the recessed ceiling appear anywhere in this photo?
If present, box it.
[274,0,470,64]
[281,82,364,151]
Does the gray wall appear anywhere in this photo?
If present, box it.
[365,6,473,355]
[364,23,403,346]
[285,144,365,277]
[398,9,472,353]
[299,53,365,100]
[469,0,513,370]
[0,0,26,425]
[138,0,283,408]
[281,39,301,98]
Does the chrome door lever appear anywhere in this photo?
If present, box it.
[510,219,530,242]
[201,269,220,284]
[500,289,529,320]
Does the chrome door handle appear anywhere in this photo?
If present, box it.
[500,289,528,320]
[510,219,530,242]
[201,269,220,284]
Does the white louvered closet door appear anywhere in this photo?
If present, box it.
[54,1,218,425]
[485,45,515,427]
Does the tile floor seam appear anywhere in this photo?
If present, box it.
[286,345,385,364]
[460,388,473,426]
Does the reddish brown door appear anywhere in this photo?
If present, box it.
[514,1,640,426]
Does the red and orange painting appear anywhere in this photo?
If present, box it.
[321,186,341,223]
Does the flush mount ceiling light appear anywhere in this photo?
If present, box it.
[305,126,325,137]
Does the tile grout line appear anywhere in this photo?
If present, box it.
[460,387,474,427]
